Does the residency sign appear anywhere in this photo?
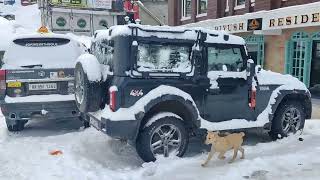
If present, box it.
[190,3,320,34]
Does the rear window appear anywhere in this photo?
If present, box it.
[13,38,70,47]
[136,43,192,73]
[2,37,84,69]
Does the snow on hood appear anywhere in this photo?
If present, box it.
[94,24,246,45]
[257,69,307,90]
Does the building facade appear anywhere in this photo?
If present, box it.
[168,0,320,91]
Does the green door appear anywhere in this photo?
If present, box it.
[285,32,312,87]
[244,35,264,67]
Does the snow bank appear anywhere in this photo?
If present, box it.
[76,53,102,82]
[0,2,40,51]
[0,17,15,51]
[0,114,319,180]
[4,94,74,103]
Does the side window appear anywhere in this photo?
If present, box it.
[207,45,244,72]
[92,42,114,66]
[136,43,192,73]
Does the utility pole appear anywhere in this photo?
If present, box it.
[38,0,47,27]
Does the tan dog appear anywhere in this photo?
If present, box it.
[202,131,245,167]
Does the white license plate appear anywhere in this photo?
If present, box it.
[29,83,57,90]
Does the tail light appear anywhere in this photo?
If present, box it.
[0,70,6,89]
[109,86,118,112]
[0,70,6,97]
[249,88,256,110]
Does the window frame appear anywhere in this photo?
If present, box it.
[181,0,192,21]
[205,43,248,73]
[133,40,195,77]
[196,0,208,17]
[235,0,245,10]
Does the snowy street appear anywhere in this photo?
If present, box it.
[0,111,320,180]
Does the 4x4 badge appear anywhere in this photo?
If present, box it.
[130,89,143,97]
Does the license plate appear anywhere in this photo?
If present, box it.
[7,81,21,88]
[29,83,57,90]
[90,117,100,129]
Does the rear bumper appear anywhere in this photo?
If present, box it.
[1,100,79,120]
[88,113,140,141]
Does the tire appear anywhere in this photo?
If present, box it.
[5,119,27,132]
[136,115,189,162]
[269,101,305,140]
[78,114,90,128]
[75,62,102,113]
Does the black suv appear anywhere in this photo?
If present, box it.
[75,25,312,162]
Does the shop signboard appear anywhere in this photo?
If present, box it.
[72,13,91,34]
[50,0,87,7]
[92,14,115,32]
[51,11,71,32]
[247,18,263,31]
[50,0,112,9]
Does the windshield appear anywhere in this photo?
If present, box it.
[2,37,84,69]
[136,43,192,73]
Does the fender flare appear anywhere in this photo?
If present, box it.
[269,89,311,122]
[132,86,201,140]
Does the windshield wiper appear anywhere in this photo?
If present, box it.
[21,64,43,68]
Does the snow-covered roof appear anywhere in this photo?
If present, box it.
[94,24,246,45]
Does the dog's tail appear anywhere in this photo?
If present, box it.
[240,132,245,137]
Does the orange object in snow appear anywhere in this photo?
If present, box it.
[38,26,49,33]
[50,150,63,156]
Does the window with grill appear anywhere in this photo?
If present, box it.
[181,0,192,18]
[197,0,207,15]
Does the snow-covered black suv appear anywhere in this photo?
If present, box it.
[75,25,312,162]
[0,32,86,131]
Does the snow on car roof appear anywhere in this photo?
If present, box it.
[94,24,246,45]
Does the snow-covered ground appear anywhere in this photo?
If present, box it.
[0,112,320,180]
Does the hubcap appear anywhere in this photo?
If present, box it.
[150,124,182,158]
[75,70,85,104]
[281,107,301,134]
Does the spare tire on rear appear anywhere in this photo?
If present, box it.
[75,62,102,113]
